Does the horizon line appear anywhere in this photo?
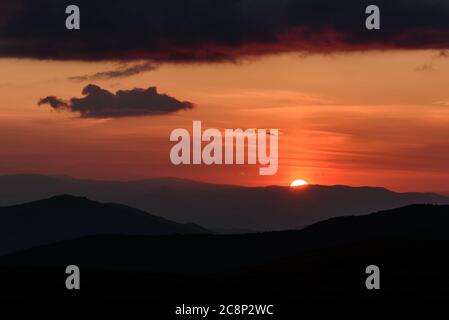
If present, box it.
[0,172,447,196]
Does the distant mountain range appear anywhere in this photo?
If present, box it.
[0,195,208,255]
[1,204,449,299]
[0,174,448,230]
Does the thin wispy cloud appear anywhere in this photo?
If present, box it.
[435,50,449,58]
[69,62,157,81]
[414,63,435,72]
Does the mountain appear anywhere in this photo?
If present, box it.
[0,174,448,230]
[0,195,208,255]
[1,204,449,299]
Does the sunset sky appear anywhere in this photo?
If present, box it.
[1,0,449,192]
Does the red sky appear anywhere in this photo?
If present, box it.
[1,50,449,192]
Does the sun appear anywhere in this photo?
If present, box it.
[290,179,309,187]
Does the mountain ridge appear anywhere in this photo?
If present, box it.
[2,203,448,272]
[0,174,448,230]
[1,203,449,299]
[0,194,209,255]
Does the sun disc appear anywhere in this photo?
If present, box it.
[290,179,309,187]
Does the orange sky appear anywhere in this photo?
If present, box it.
[1,50,449,192]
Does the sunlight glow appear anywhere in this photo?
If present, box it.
[290,179,309,187]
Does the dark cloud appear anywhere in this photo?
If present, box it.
[38,96,68,109]
[68,62,157,81]
[38,84,193,118]
[1,0,449,62]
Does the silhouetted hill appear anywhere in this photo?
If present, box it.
[1,204,448,270]
[0,195,208,255]
[0,174,448,230]
[1,204,449,300]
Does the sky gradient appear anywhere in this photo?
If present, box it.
[1,50,449,192]
[1,1,449,193]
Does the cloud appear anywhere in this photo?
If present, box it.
[436,50,449,58]
[414,63,435,72]
[68,62,157,81]
[38,85,194,118]
[38,96,68,109]
[1,0,449,62]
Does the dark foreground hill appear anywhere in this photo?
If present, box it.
[0,195,208,255]
[1,204,449,300]
[0,174,448,230]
